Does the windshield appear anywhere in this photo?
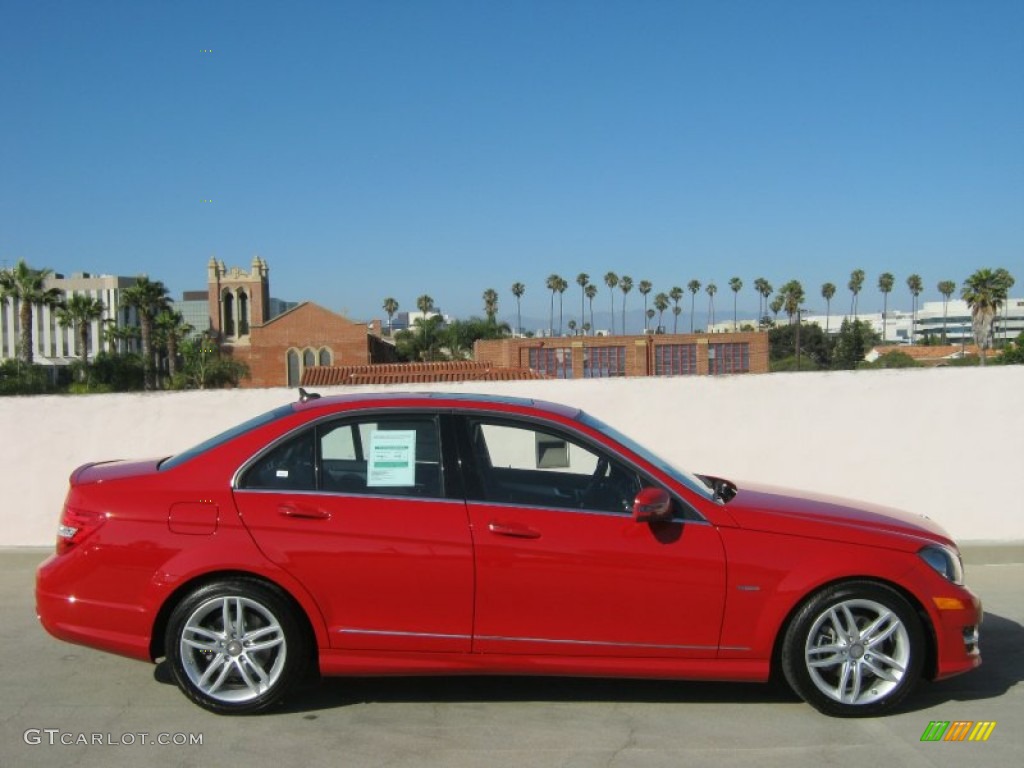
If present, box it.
[576,412,719,503]
[160,404,295,470]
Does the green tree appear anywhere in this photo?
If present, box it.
[0,259,64,365]
[576,273,589,333]
[962,268,1010,364]
[995,268,1016,344]
[584,283,598,333]
[482,288,499,323]
[556,276,568,335]
[179,332,248,389]
[669,286,684,333]
[382,297,399,335]
[120,276,170,390]
[603,272,618,333]
[56,293,105,373]
[416,294,435,315]
[877,272,895,340]
[638,279,653,331]
[769,294,784,324]
[619,275,633,335]
[447,316,510,358]
[937,279,956,343]
[995,332,1024,364]
[821,282,837,334]
[155,309,192,383]
[848,269,865,316]
[906,273,923,344]
[831,318,878,370]
[653,292,669,332]
[568,319,577,335]
[728,277,743,331]
[768,322,830,367]
[511,282,525,336]
[687,280,701,332]
[705,281,718,329]
[871,350,921,369]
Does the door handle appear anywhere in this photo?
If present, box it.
[278,504,330,520]
[487,521,541,539]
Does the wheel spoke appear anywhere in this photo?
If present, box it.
[864,617,900,648]
[197,653,229,692]
[234,597,246,635]
[234,657,262,695]
[863,658,900,683]
[221,598,233,635]
[182,635,220,652]
[866,650,905,675]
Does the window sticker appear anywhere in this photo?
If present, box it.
[367,430,417,487]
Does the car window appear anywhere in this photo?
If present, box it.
[239,428,317,491]
[468,419,640,514]
[318,416,443,498]
[240,416,444,498]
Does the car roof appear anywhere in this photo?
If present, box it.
[292,391,582,420]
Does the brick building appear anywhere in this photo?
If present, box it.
[207,258,394,388]
[474,331,769,378]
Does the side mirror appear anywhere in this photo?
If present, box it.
[633,487,672,523]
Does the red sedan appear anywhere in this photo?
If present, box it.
[36,391,981,716]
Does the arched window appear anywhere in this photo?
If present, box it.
[303,348,316,368]
[238,290,249,335]
[286,349,300,387]
[318,347,332,366]
[222,291,235,337]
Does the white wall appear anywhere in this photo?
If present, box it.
[3,367,1022,547]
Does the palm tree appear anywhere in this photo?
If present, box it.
[937,280,956,343]
[511,282,526,336]
[603,272,618,334]
[638,279,653,331]
[755,278,773,329]
[0,259,64,365]
[556,277,568,335]
[706,281,718,329]
[728,277,743,331]
[568,319,577,335]
[653,292,669,332]
[545,274,561,335]
[619,275,633,335]
[382,297,399,335]
[821,282,837,334]
[995,268,1015,344]
[878,272,895,340]
[482,288,499,323]
[56,293,105,372]
[961,268,1009,364]
[416,294,435,315]
[155,309,192,382]
[667,286,683,334]
[769,295,784,324]
[120,276,170,390]
[687,280,701,332]
[848,269,865,316]
[576,273,589,334]
[906,273,923,344]
[780,280,806,367]
[584,283,598,333]
[672,305,682,333]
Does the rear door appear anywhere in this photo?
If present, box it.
[234,412,474,653]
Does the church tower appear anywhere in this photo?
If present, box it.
[208,256,270,344]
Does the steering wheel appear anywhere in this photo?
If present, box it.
[580,457,609,508]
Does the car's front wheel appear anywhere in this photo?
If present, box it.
[165,579,308,714]
[781,581,925,717]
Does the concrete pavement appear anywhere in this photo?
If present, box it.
[2,548,1021,767]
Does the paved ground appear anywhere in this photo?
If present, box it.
[2,548,1021,767]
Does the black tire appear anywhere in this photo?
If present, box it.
[781,581,924,717]
[165,578,309,714]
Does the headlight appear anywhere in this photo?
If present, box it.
[919,545,964,585]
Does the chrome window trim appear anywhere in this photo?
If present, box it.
[232,487,467,507]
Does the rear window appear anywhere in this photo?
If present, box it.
[160,404,295,470]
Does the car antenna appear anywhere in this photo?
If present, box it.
[298,388,321,403]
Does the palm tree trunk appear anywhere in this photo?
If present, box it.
[19,300,34,365]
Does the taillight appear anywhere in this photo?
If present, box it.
[56,506,105,554]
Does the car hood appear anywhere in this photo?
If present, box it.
[723,481,955,550]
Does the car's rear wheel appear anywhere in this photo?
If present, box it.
[165,579,308,714]
[781,581,924,717]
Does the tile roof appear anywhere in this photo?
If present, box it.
[301,361,549,387]
[871,344,979,361]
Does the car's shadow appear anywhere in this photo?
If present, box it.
[153,611,1023,715]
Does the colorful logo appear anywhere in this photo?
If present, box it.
[920,721,996,742]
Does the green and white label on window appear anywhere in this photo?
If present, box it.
[367,430,417,487]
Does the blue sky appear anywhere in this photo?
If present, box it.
[2,0,1022,330]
